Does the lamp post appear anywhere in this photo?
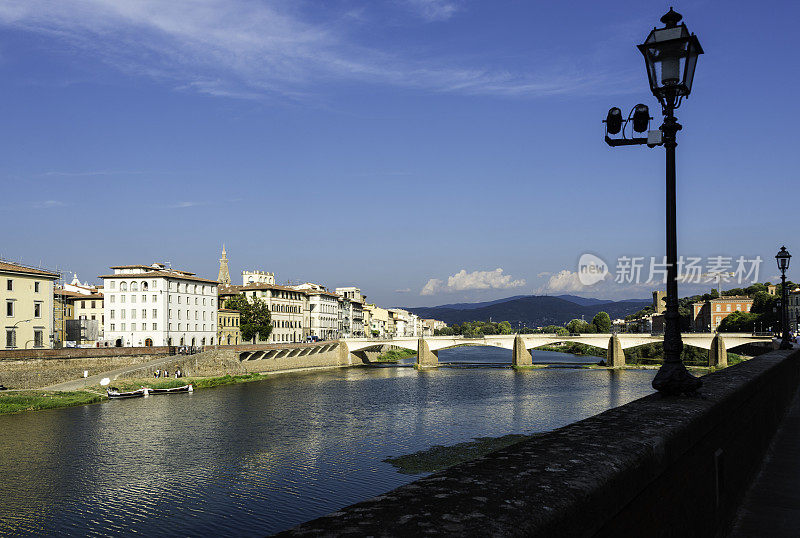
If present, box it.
[604,9,704,394]
[776,246,792,349]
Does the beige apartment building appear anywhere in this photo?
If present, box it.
[220,283,308,343]
[1,261,59,349]
[217,308,241,345]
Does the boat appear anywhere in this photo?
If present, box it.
[106,387,146,399]
[146,384,194,395]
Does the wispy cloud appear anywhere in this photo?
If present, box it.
[0,0,629,101]
[395,288,411,293]
[164,201,204,209]
[421,268,526,295]
[31,200,66,209]
[402,0,461,21]
[41,170,142,177]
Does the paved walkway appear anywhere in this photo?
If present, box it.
[730,385,800,536]
[46,353,188,391]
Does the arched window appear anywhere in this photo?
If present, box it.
[142,281,148,290]
[120,282,128,291]
[131,282,138,292]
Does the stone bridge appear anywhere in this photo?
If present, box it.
[341,333,772,369]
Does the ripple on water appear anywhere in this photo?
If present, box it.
[0,349,655,536]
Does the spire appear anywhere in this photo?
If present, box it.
[218,245,231,285]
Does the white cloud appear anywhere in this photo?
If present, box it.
[537,271,552,278]
[395,288,411,293]
[537,270,587,293]
[0,0,624,100]
[32,200,65,209]
[421,268,525,295]
[402,0,461,21]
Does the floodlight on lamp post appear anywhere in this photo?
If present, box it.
[604,8,703,394]
[776,246,792,349]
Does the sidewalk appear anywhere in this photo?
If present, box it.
[729,385,800,536]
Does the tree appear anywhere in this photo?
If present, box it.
[498,321,513,335]
[566,319,594,334]
[717,311,758,332]
[225,294,272,343]
[592,311,612,333]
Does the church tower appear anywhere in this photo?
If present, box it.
[218,245,231,285]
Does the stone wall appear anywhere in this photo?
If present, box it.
[277,349,800,537]
[0,354,166,389]
[115,344,349,380]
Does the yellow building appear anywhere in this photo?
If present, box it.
[218,308,241,345]
[1,261,59,349]
[54,289,79,346]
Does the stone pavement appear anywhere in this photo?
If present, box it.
[730,384,800,536]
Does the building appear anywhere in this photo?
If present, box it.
[217,308,241,345]
[788,289,800,331]
[220,282,308,343]
[422,318,447,335]
[366,304,389,338]
[335,287,366,337]
[652,290,666,314]
[1,260,59,349]
[305,289,339,340]
[101,263,218,347]
[692,296,754,332]
[388,309,409,337]
[217,245,231,285]
[54,289,77,346]
[242,270,275,285]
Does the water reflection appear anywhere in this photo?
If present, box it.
[0,349,654,536]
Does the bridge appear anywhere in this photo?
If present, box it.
[341,333,773,368]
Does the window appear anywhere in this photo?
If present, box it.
[203,298,206,306]
[121,310,126,319]
[142,309,147,319]
[142,323,146,331]
[81,301,86,309]
[131,310,137,319]
[34,330,43,348]
[152,280,157,289]
[110,281,116,290]
[110,295,115,303]
[110,323,115,331]
[110,310,115,320]
[34,302,42,318]
[131,295,136,304]
[6,279,12,291]
[178,311,181,320]
[6,301,13,317]
[726,305,731,312]
[121,323,126,331]
[178,296,181,304]
[142,281,148,291]
[152,309,157,318]
[152,323,157,330]
[169,296,172,303]
[195,311,198,320]
[34,282,40,293]
[120,282,127,291]
[121,295,126,304]
[195,297,198,305]
[152,295,157,303]
[142,295,147,303]
[131,282,138,292]
[5,329,16,348]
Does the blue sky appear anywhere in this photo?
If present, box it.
[0,0,798,307]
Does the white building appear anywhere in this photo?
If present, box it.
[305,290,339,340]
[102,263,218,347]
[336,287,366,337]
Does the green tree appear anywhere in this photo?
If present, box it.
[498,321,513,335]
[225,294,272,344]
[592,311,612,333]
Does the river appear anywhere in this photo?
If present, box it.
[0,347,656,536]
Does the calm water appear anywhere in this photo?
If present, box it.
[0,348,655,536]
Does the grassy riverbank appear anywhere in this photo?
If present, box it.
[103,372,267,392]
[0,390,103,415]
[373,347,416,363]
[384,434,533,474]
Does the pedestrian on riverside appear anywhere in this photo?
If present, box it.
[164,369,169,378]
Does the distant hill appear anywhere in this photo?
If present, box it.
[406,295,650,327]
[422,295,528,310]
[553,294,611,306]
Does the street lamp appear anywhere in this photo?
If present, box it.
[605,8,704,394]
[776,246,792,349]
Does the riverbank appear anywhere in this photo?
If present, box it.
[372,347,416,363]
[0,390,103,415]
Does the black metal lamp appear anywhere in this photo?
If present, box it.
[776,246,791,272]
[638,8,703,109]
[776,246,792,348]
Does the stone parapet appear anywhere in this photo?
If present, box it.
[277,349,800,537]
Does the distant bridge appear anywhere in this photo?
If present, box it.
[341,333,773,368]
